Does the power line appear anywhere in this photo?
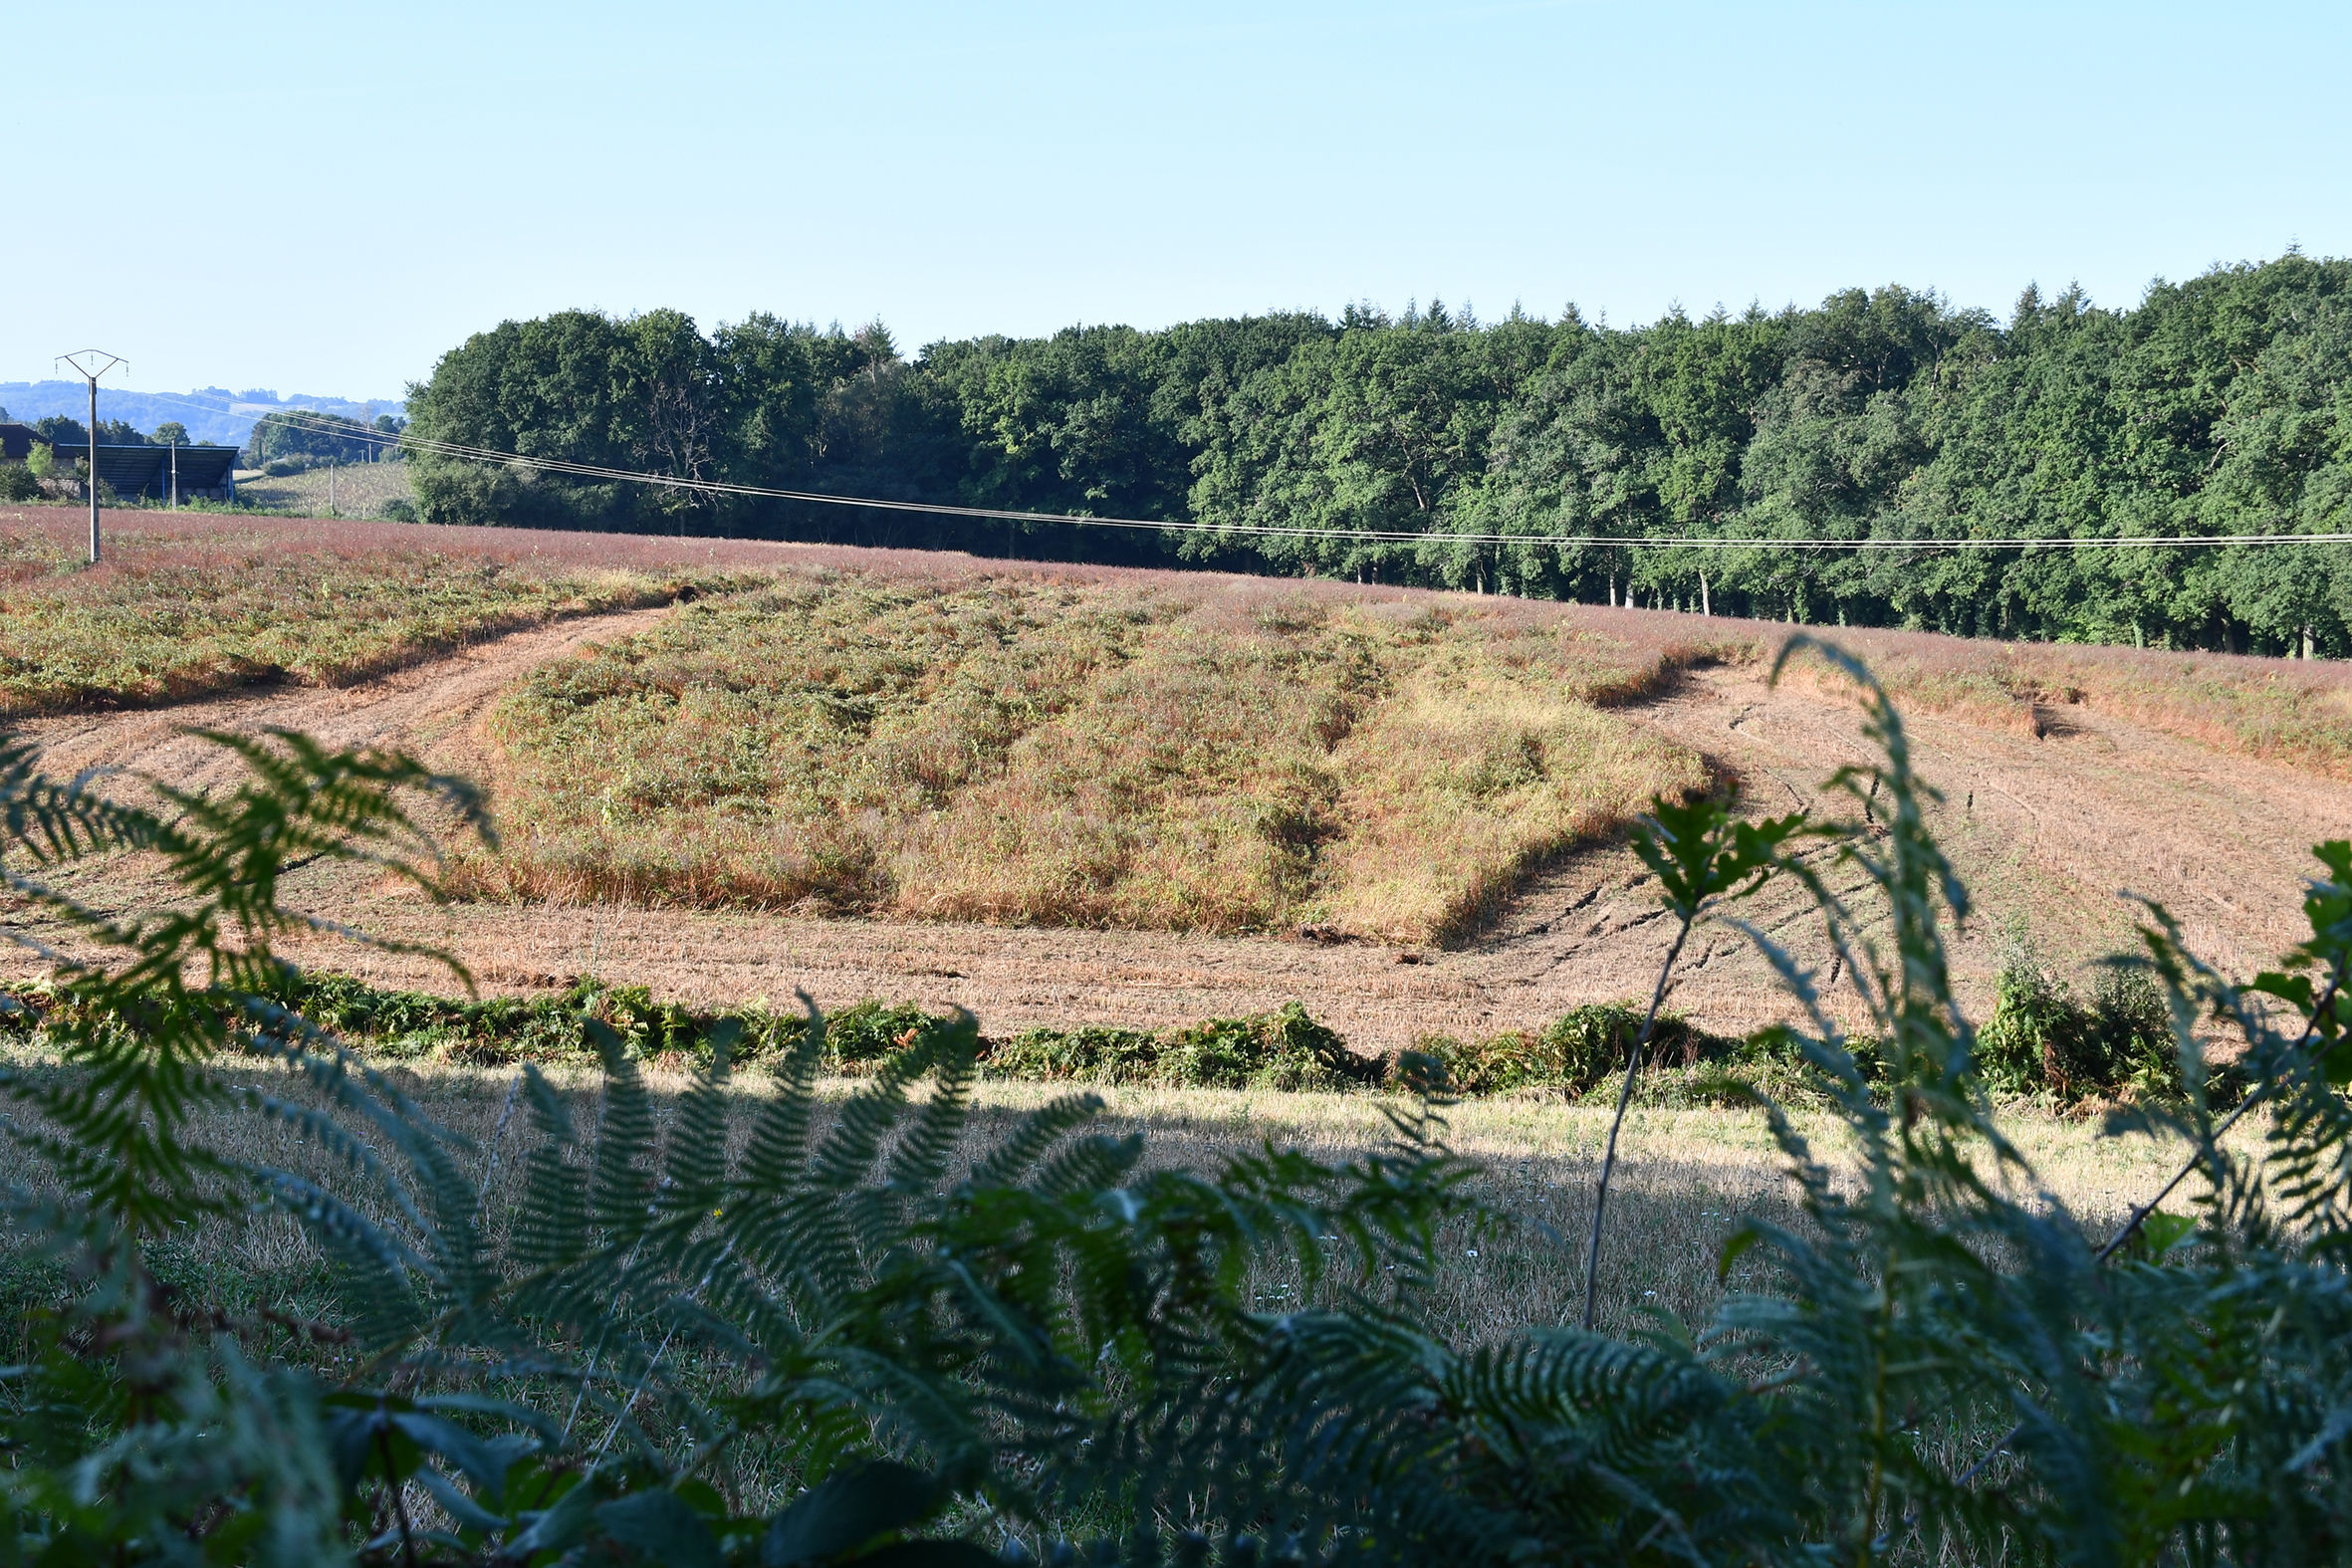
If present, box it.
[128,392,2352,557]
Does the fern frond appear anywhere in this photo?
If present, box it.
[0,737,156,864]
[885,1012,978,1197]
[584,1019,656,1243]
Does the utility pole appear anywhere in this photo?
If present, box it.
[57,350,126,563]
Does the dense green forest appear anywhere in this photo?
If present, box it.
[404,252,2352,655]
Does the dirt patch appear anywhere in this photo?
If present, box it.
[9,602,2347,1052]
[1468,660,2348,1042]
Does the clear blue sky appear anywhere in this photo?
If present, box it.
[5,0,2345,400]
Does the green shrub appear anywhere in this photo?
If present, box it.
[1162,1003,1357,1090]
[2087,963,2189,1094]
[0,462,39,502]
[987,1022,1160,1083]
[1539,1003,1643,1090]
[1416,1004,1739,1096]
[1977,931,2207,1102]
[820,997,950,1067]
[988,1003,1371,1091]
[1977,936,2084,1095]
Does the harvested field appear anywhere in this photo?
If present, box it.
[0,507,796,716]
[7,517,2349,1053]
[1778,623,2352,780]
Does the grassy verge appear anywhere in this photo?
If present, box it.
[460,577,1714,942]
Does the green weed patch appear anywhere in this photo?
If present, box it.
[992,1003,1375,1091]
[1,975,1678,1098]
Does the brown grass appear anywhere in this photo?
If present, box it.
[0,509,791,718]
[1768,623,2352,778]
[13,509,2340,966]
[1322,624,1709,940]
[9,509,2342,775]
[457,577,1716,943]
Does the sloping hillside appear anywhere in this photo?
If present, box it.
[8,514,2347,1045]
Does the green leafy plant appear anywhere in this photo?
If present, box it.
[1411,1004,1741,1096]
[1975,922,2198,1102]
[1579,793,1803,1326]
[985,1004,1374,1091]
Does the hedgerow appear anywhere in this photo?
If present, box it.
[0,978,1381,1090]
[0,966,2201,1110]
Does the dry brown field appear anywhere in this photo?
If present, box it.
[4,511,2346,1058]
[6,509,2339,1356]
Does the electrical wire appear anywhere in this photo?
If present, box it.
[117,391,2352,556]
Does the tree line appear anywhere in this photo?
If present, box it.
[248,409,407,468]
[403,251,2352,655]
[17,414,201,449]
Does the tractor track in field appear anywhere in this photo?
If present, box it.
[8,606,2348,1052]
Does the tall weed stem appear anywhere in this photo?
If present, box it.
[1581,911,1695,1329]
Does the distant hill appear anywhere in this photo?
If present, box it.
[0,383,405,447]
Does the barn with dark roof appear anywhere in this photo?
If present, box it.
[0,424,240,501]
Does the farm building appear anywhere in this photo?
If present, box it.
[17,434,241,502]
